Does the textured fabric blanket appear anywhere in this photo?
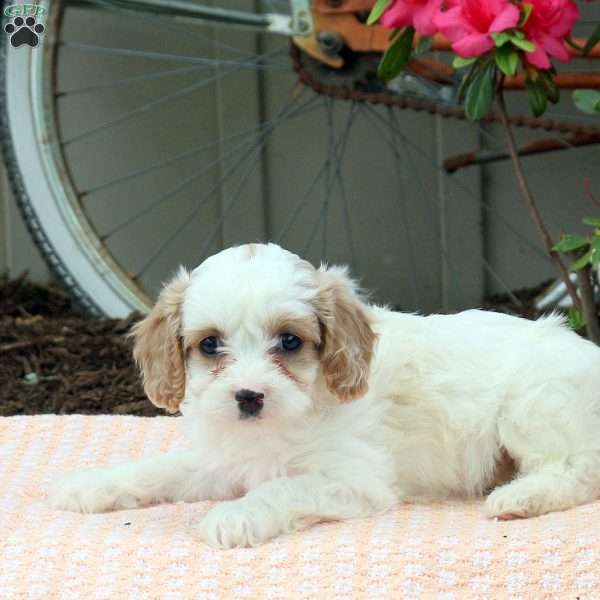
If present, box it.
[1,415,599,599]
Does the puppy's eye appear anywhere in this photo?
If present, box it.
[200,336,220,356]
[279,333,303,352]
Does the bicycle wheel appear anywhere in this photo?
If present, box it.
[2,0,599,317]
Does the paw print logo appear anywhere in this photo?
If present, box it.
[4,16,44,48]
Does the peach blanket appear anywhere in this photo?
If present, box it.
[1,415,599,599]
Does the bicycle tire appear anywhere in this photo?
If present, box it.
[1,0,151,317]
[0,23,104,315]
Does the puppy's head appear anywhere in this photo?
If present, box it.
[131,243,375,427]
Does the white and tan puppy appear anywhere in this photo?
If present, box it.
[49,243,600,548]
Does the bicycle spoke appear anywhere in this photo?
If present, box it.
[62,48,285,146]
[363,104,524,305]
[102,138,260,240]
[197,134,272,259]
[361,106,456,304]
[364,104,549,264]
[61,41,288,69]
[480,257,523,306]
[82,104,319,196]
[335,103,359,271]
[57,64,224,97]
[386,107,421,309]
[134,94,317,279]
[373,106,544,305]
[321,97,335,258]
[302,101,357,257]
[276,99,356,247]
[104,95,320,240]
[327,102,360,270]
[133,129,274,279]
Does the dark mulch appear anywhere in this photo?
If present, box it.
[0,274,162,417]
[0,273,556,417]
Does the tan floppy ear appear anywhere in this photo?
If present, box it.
[130,267,190,413]
[313,265,376,401]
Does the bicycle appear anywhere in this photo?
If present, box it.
[2,0,599,317]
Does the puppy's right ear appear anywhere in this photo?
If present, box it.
[312,265,376,402]
[130,267,190,413]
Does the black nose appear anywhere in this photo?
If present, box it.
[235,389,264,416]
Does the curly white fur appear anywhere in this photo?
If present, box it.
[49,243,600,548]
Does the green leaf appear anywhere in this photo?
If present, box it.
[367,0,392,25]
[538,71,560,104]
[526,78,547,117]
[573,249,593,270]
[452,56,477,69]
[592,238,600,267]
[465,61,496,121]
[457,60,482,102]
[377,27,415,81]
[495,46,519,76]
[583,217,600,227]
[568,308,586,331]
[573,90,600,114]
[553,234,590,253]
[583,25,600,55]
[520,3,533,26]
[491,32,511,47]
[414,36,433,56]
[511,37,536,52]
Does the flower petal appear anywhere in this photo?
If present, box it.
[433,6,470,42]
[413,0,443,36]
[381,1,414,29]
[452,33,494,57]
[539,33,571,62]
[489,4,520,33]
[524,43,551,69]
[547,2,579,37]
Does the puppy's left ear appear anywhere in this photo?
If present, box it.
[313,265,376,401]
[130,267,190,413]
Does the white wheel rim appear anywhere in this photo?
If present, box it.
[5,0,151,317]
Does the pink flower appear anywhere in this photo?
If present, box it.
[381,0,444,36]
[522,0,579,69]
[434,0,520,57]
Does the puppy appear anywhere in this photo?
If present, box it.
[49,243,600,548]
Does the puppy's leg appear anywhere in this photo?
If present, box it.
[48,450,206,513]
[196,474,395,549]
[487,384,600,519]
[485,458,600,519]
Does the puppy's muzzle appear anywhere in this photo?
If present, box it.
[235,389,264,417]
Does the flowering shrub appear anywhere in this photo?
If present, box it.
[368,0,597,119]
[554,218,600,271]
[554,215,600,331]
[521,0,579,68]
[434,0,521,58]
[380,0,443,36]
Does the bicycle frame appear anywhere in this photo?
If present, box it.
[88,0,313,36]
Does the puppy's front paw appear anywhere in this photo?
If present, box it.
[193,500,277,549]
[48,469,136,514]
